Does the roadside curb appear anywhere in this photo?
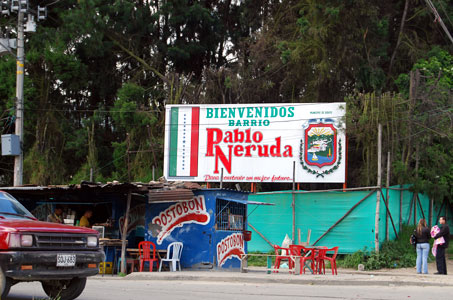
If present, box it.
[91,273,452,287]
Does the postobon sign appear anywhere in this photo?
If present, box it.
[151,196,210,245]
[216,233,245,267]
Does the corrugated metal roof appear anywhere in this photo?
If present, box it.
[148,189,195,203]
[0,180,201,195]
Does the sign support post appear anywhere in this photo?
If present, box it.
[292,161,296,243]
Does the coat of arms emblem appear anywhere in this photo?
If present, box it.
[300,119,342,177]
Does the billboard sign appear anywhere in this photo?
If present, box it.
[164,103,346,183]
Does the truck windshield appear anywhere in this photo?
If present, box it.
[0,192,35,219]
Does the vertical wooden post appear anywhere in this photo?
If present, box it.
[416,194,426,220]
[120,191,132,274]
[385,152,390,241]
[407,194,414,225]
[267,256,272,274]
[292,161,296,244]
[240,255,248,273]
[399,185,403,232]
[343,134,348,191]
[126,133,131,181]
[375,124,382,252]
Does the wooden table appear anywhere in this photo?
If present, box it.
[289,245,327,274]
[126,248,168,260]
[100,238,124,247]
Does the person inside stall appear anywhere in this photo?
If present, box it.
[79,209,93,227]
[47,206,63,224]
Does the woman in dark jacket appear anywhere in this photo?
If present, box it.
[414,218,430,274]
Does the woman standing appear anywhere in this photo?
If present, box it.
[414,218,431,274]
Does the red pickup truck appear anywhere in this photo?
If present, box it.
[0,191,104,300]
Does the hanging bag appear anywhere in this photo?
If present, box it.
[410,231,417,247]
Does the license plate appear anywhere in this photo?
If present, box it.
[57,254,76,267]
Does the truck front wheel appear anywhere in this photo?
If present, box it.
[0,269,11,299]
[41,277,87,300]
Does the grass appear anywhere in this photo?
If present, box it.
[247,251,274,267]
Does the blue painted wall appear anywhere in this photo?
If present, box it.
[145,189,249,269]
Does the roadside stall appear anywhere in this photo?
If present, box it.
[4,181,202,274]
[145,188,271,270]
[2,182,150,273]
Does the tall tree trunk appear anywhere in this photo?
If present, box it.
[388,0,410,75]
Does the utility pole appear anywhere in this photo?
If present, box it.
[13,11,24,186]
[1,1,47,186]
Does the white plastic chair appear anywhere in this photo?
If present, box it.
[159,242,183,272]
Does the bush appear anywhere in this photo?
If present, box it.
[338,225,424,270]
[338,250,367,269]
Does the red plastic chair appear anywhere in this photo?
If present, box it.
[138,241,159,272]
[317,246,339,275]
[273,245,293,273]
[289,245,317,274]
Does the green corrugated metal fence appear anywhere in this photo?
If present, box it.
[248,185,452,254]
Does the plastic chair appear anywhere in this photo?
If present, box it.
[159,242,183,272]
[138,241,159,272]
[273,245,293,273]
[289,245,316,274]
[117,257,139,274]
[317,247,339,275]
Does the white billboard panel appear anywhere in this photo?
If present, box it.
[164,103,346,183]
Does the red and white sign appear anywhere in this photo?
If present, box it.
[164,103,346,183]
[152,196,210,245]
[217,233,245,267]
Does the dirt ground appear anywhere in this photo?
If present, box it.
[356,258,453,275]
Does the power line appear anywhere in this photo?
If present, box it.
[45,0,63,6]
[436,0,453,30]
[425,0,453,45]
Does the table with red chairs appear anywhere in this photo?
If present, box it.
[121,248,168,273]
[240,244,339,275]
[126,248,168,260]
[289,245,338,275]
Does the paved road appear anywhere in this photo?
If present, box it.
[7,279,453,300]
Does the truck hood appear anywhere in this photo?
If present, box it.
[0,219,98,235]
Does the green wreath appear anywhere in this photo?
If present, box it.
[299,139,342,178]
